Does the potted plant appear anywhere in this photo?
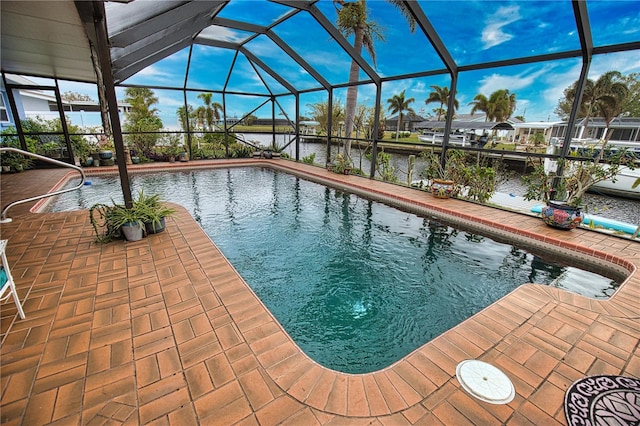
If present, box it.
[165,133,182,162]
[178,146,189,162]
[89,191,176,243]
[90,201,145,242]
[89,203,123,243]
[41,140,61,158]
[134,190,176,234]
[522,141,636,229]
[110,205,146,241]
[332,153,353,175]
[0,151,32,173]
[419,150,466,198]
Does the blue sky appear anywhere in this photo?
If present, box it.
[52,0,640,130]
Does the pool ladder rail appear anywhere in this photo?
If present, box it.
[0,147,86,223]
[0,239,26,319]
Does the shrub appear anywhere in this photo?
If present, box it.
[302,153,316,165]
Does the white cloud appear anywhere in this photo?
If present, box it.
[130,65,176,86]
[198,26,248,44]
[541,61,582,107]
[477,65,552,95]
[590,51,640,76]
[538,51,640,116]
[481,5,521,50]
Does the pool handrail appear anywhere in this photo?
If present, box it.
[0,147,86,223]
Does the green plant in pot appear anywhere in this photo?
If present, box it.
[456,162,498,204]
[419,149,466,198]
[134,190,176,234]
[89,191,174,242]
[111,205,146,241]
[522,141,636,230]
[332,153,352,175]
[89,202,145,242]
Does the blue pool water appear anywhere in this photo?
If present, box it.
[49,168,619,373]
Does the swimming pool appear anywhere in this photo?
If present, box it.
[49,167,619,373]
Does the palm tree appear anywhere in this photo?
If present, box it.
[334,0,415,157]
[123,88,163,154]
[594,74,628,140]
[177,105,194,132]
[468,94,491,120]
[177,105,196,152]
[425,85,459,121]
[387,90,415,141]
[309,100,345,136]
[469,89,516,122]
[196,92,223,131]
[582,71,628,138]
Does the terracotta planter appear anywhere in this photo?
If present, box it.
[431,179,455,199]
[541,201,582,230]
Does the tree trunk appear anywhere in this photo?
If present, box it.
[344,26,365,160]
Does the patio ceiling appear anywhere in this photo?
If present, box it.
[0,0,95,83]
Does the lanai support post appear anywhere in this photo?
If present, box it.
[441,73,459,167]
[295,93,300,161]
[370,82,382,179]
[326,90,333,167]
[53,79,75,165]
[2,74,28,152]
[555,0,593,184]
[90,1,133,208]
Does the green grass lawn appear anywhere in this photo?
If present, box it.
[380,133,421,144]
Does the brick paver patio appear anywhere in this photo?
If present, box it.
[1,159,638,425]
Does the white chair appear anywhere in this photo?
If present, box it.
[0,240,26,319]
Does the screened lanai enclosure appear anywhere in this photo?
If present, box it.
[1,0,639,206]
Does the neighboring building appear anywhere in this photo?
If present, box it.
[1,74,129,132]
[0,75,26,131]
[446,113,487,123]
[0,89,13,131]
[512,117,640,146]
[213,117,242,127]
[414,114,522,141]
[384,112,427,132]
[252,118,291,127]
[300,121,319,135]
[512,121,564,144]
[550,117,640,143]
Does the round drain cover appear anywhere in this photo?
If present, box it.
[456,360,515,404]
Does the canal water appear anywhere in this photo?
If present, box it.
[243,134,640,226]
